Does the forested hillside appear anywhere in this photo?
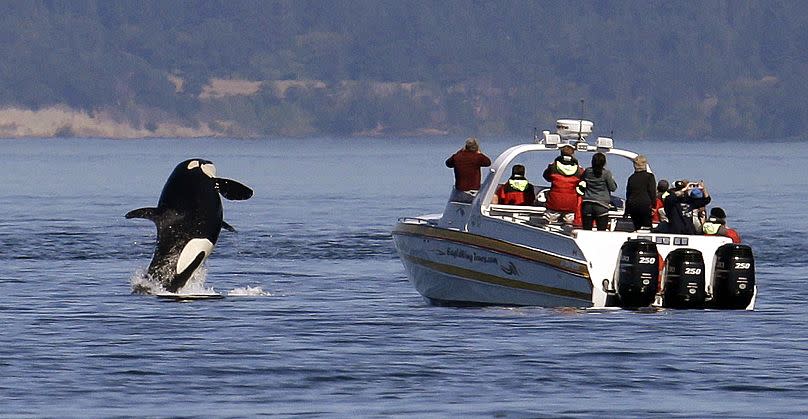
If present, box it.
[0,0,806,139]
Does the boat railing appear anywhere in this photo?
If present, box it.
[488,204,545,220]
[486,204,578,235]
[397,216,439,226]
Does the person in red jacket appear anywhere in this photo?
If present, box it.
[446,137,492,203]
[542,148,584,224]
[493,164,536,205]
[652,179,669,224]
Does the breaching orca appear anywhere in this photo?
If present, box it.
[126,159,253,292]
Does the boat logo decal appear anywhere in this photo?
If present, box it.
[437,247,499,265]
[500,261,519,276]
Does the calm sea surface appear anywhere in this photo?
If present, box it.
[0,136,805,417]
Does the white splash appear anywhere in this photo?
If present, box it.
[129,266,220,296]
[130,268,165,295]
[176,266,218,295]
[227,285,271,297]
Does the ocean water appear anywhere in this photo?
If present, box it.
[0,136,805,417]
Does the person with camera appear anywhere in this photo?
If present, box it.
[662,179,711,235]
[445,137,492,203]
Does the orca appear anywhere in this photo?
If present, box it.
[126,159,253,292]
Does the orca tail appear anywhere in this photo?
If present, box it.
[167,251,206,292]
[215,178,254,201]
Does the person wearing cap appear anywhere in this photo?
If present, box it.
[559,143,576,157]
[662,179,712,235]
[702,207,741,243]
[579,152,617,231]
[542,149,584,224]
[625,155,656,230]
[492,164,536,205]
[445,137,492,202]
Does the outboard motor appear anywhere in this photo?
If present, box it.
[615,239,659,308]
[663,248,706,308]
[711,243,755,309]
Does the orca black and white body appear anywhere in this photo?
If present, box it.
[126,159,253,293]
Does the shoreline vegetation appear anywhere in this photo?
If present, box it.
[0,75,787,140]
[1,2,806,140]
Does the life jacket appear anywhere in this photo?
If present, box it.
[546,160,583,212]
[702,221,723,235]
[496,177,532,205]
[703,220,742,244]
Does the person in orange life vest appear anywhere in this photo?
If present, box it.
[542,145,584,224]
[652,179,669,224]
[493,164,536,205]
[445,137,492,203]
[702,207,741,243]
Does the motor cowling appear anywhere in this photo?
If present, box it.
[663,248,706,308]
[711,243,755,309]
[616,239,659,308]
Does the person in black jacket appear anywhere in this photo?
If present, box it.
[580,152,617,231]
[662,179,712,235]
[625,155,656,230]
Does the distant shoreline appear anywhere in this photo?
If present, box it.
[0,105,453,139]
[0,106,216,139]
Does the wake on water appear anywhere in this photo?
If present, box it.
[130,267,271,298]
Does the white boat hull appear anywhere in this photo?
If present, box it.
[393,223,593,307]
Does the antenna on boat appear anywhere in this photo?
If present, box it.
[578,99,585,141]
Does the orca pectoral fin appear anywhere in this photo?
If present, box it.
[168,251,206,292]
[222,221,237,233]
[126,207,162,221]
[215,178,254,201]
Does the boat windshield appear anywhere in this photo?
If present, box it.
[479,144,644,207]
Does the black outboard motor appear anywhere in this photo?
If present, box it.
[615,239,659,308]
[663,248,706,308]
[711,243,755,309]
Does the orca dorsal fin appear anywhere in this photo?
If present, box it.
[215,178,254,201]
[222,221,237,233]
[125,207,163,221]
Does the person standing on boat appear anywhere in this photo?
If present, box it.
[493,164,536,205]
[445,137,492,203]
[663,179,712,235]
[542,149,584,224]
[625,155,656,230]
[579,152,617,231]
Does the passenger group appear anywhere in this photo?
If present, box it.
[446,137,741,243]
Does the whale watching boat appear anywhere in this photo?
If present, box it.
[392,119,756,309]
